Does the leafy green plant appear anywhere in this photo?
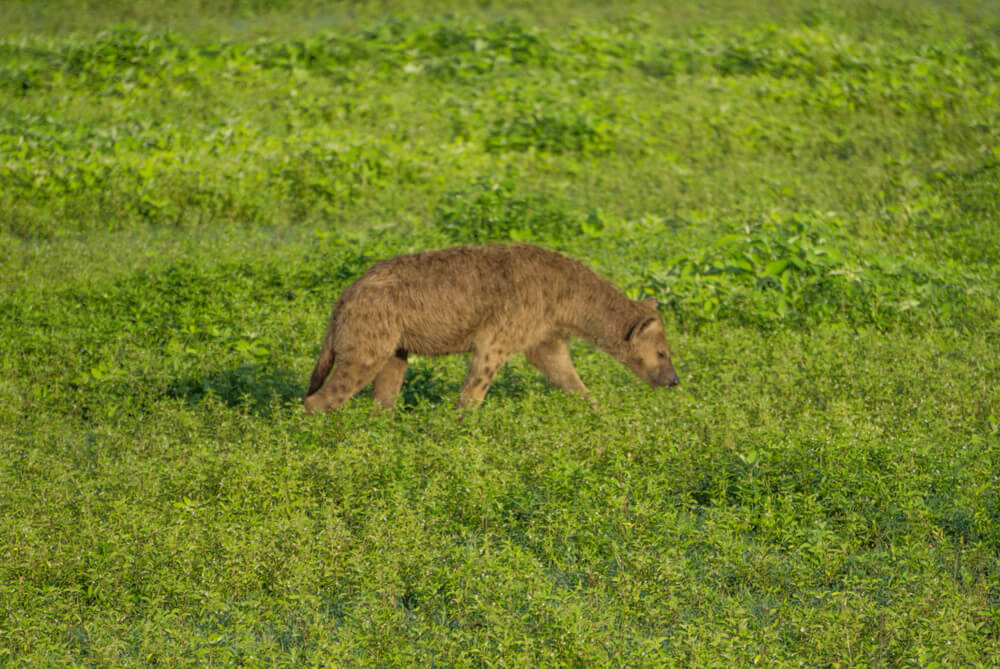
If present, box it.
[641,212,984,330]
[485,108,614,155]
[434,176,582,243]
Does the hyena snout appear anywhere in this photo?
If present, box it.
[650,365,680,387]
[631,356,679,388]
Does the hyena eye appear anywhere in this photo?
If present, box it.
[657,351,667,359]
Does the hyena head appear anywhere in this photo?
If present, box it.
[622,298,680,388]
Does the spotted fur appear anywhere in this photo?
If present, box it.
[304,244,679,413]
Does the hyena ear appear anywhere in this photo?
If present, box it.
[625,316,655,342]
[641,297,658,309]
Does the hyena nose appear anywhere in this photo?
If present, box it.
[668,373,680,387]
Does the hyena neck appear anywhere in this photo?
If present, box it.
[561,272,642,355]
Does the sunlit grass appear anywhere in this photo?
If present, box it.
[1,1,998,665]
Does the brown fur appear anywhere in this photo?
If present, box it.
[304,243,679,413]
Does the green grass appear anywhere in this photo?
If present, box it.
[2,1,999,665]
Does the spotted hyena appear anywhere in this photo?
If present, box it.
[304,243,679,413]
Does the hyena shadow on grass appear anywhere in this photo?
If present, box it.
[168,362,492,415]
[396,358,530,410]
[396,363,452,409]
[167,364,301,416]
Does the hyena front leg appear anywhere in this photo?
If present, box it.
[458,344,511,409]
[525,336,590,396]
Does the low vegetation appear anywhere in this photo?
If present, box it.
[1,1,998,665]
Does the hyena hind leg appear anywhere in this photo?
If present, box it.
[371,349,408,410]
[304,356,386,414]
[458,346,511,409]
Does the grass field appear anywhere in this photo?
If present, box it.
[2,1,999,665]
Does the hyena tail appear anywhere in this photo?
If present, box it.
[306,342,335,396]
